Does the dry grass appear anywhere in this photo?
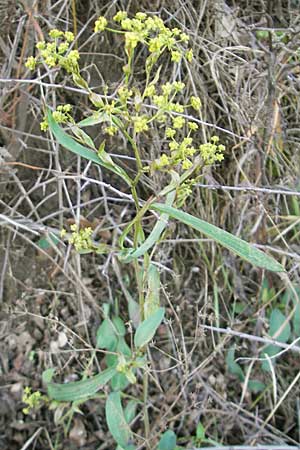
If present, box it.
[1,0,300,449]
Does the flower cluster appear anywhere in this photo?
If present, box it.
[25,29,79,74]
[94,16,108,33]
[199,136,225,164]
[40,104,72,132]
[22,387,47,415]
[176,179,195,207]
[152,127,225,172]
[68,224,94,252]
[94,11,192,69]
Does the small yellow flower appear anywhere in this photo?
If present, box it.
[180,32,189,43]
[166,128,176,138]
[25,56,36,71]
[159,154,170,166]
[170,102,184,113]
[190,96,201,110]
[49,29,64,39]
[186,48,193,62]
[94,16,108,33]
[125,32,140,50]
[113,11,128,22]
[36,41,46,50]
[60,228,67,238]
[58,42,69,54]
[172,27,181,36]
[211,135,219,143]
[105,125,118,136]
[135,12,147,21]
[182,159,193,170]
[171,51,181,63]
[45,56,57,67]
[144,85,156,97]
[172,116,185,129]
[133,115,149,133]
[188,121,198,131]
[64,31,75,42]
[40,120,48,132]
[173,81,185,92]
[169,141,179,151]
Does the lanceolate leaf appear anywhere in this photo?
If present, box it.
[47,367,116,402]
[106,392,132,447]
[134,307,165,348]
[119,171,179,264]
[47,110,131,186]
[151,203,284,272]
[78,111,110,127]
[144,264,160,319]
[120,190,176,263]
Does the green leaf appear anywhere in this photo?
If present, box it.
[117,337,132,357]
[106,353,118,368]
[124,400,138,424]
[106,392,132,448]
[151,204,284,272]
[78,111,110,127]
[293,301,300,336]
[111,372,129,391]
[226,346,244,381]
[71,125,96,149]
[269,308,291,342]
[112,316,126,337]
[47,109,131,186]
[96,319,118,351]
[261,344,280,371]
[105,338,132,391]
[120,188,176,264]
[128,298,140,329]
[260,277,275,303]
[42,368,55,384]
[158,430,177,450]
[196,422,205,440]
[247,380,265,393]
[283,286,300,336]
[116,446,136,450]
[261,309,291,371]
[144,264,160,319]
[37,233,59,250]
[134,307,165,348]
[47,367,116,401]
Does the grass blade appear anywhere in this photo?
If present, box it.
[151,203,284,272]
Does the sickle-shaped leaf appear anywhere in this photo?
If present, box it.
[151,203,284,272]
[47,367,116,401]
[47,109,132,186]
